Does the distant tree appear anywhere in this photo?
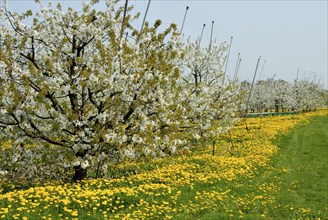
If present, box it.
[243,78,327,114]
[294,79,327,112]
[272,79,292,112]
[249,80,275,112]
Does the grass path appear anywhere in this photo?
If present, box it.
[268,115,328,219]
[198,114,328,220]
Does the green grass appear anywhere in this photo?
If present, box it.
[193,115,328,220]
[268,115,328,218]
[1,114,327,220]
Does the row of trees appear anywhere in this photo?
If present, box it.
[0,0,326,181]
[244,79,327,113]
[0,0,242,181]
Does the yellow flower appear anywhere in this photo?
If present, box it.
[71,210,78,217]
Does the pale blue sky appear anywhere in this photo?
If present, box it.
[4,0,328,86]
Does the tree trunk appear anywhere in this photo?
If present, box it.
[73,165,87,182]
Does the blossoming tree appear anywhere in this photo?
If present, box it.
[293,79,327,112]
[0,0,189,181]
[248,80,275,112]
[244,78,327,113]
[181,39,242,139]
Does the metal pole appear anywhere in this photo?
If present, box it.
[222,36,233,85]
[199,24,206,46]
[258,59,266,80]
[235,58,241,81]
[245,56,261,115]
[209,20,214,50]
[139,0,151,35]
[120,0,129,40]
[233,53,240,81]
[180,6,189,34]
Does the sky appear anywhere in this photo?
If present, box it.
[3,0,328,86]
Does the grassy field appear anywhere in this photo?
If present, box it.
[268,114,328,219]
[0,110,327,220]
[196,113,328,220]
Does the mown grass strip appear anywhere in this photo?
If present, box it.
[268,114,328,219]
[196,113,328,220]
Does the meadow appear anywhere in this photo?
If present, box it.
[0,110,327,220]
